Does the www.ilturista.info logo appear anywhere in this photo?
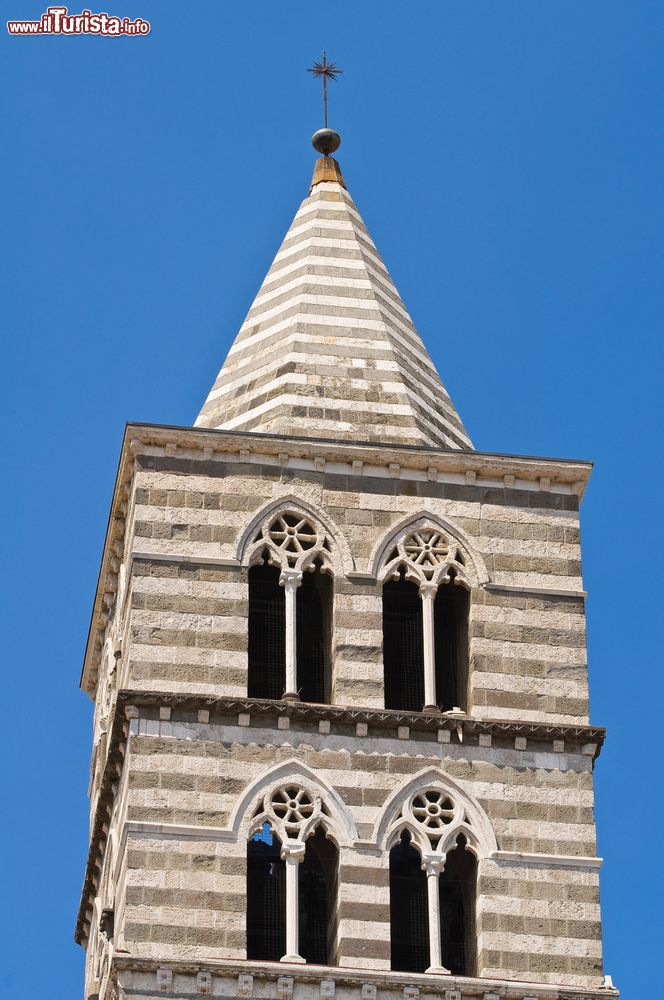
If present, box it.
[7,6,150,35]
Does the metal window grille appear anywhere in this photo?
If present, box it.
[297,569,331,704]
[439,841,477,976]
[246,829,286,961]
[383,577,425,711]
[434,584,469,711]
[248,564,286,699]
[299,827,337,965]
[389,832,430,973]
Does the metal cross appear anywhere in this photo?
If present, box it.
[307,51,343,128]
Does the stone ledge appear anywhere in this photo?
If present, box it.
[114,690,606,747]
[110,955,618,1000]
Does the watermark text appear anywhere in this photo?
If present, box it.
[7,6,151,35]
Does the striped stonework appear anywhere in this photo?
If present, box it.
[77,151,615,1000]
[195,166,472,450]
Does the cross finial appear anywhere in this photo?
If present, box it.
[307,51,343,129]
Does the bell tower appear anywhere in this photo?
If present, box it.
[76,123,617,1000]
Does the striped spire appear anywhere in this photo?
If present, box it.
[195,158,473,450]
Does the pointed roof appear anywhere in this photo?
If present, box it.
[195,156,472,450]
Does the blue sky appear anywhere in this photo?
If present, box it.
[2,2,662,997]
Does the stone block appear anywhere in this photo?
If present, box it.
[479,733,492,747]
[320,981,335,999]
[159,707,171,722]
[398,726,410,740]
[319,719,331,735]
[361,987,376,1000]
[277,977,294,1000]
[238,713,251,727]
[437,728,451,743]
[237,973,253,997]
[553,739,565,753]
[278,716,290,731]
[156,967,172,991]
[197,970,212,994]
[514,736,527,750]
[198,710,210,724]
[356,722,368,737]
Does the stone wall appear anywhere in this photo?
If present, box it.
[78,428,605,999]
[104,707,603,988]
[120,452,588,724]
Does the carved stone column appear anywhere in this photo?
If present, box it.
[280,839,306,963]
[420,583,438,711]
[422,853,450,974]
[280,569,303,699]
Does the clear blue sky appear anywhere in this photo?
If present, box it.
[2,3,662,997]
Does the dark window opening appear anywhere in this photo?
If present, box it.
[389,831,429,973]
[248,563,285,699]
[297,564,332,704]
[247,825,286,961]
[439,836,477,976]
[383,572,425,711]
[299,826,338,965]
[434,581,469,711]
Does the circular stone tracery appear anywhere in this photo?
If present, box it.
[412,791,455,833]
[403,529,450,577]
[268,786,315,835]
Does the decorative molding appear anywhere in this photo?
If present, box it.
[111,955,619,1000]
[235,494,354,575]
[485,582,587,599]
[369,511,490,587]
[230,758,358,847]
[492,850,603,869]
[374,767,498,858]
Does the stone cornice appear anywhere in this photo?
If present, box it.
[115,689,606,746]
[81,421,592,695]
[75,688,606,947]
[110,954,619,1000]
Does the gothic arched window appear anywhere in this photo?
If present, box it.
[247,824,286,961]
[247,511,333,703]
[386,786,478,976]
[381,525,470,712]
[389,830,429,972]
[245,784,338,965]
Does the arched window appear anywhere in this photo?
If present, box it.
[248,565,285,700]
[381,526,470,712]
[247,824,286,961]
[246,511,333,703]
[297,562,332,704]
[299,826,338,964]
[439,835,477,976]
[389,831,429,973]
[386,786,478,975]
[245,784,338,965]
[434,579,469,712]
[383,571,424,712]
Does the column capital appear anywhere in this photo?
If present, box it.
[421,852,447,876]
[419,581,438,600]
[280,568,304,590]
[280,839,306,863]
